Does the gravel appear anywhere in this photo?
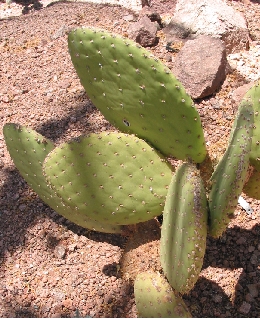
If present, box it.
[0,0,260,317]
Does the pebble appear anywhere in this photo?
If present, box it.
[54,245,66,259]
[212,294,222,303]
[236,236,246,245]
[238,301,251,314]
[247,284,259,298]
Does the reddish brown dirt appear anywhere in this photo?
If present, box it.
[0,0,260,317]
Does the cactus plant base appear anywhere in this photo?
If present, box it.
[120,219,161,282]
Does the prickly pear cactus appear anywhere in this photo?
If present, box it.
[43,132,173,225]
[243,80,260,171]
[68,27,206,163]
[208,99,254,238]
[160,162,208,294]
[3,123,123,234]
[134,271,191,318]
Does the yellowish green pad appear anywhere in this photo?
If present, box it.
[68,27,206,163]
[3,123,123,233]
[43,132,173,225]
[134,271,191,318]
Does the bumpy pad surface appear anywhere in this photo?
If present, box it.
[43,133,173,225]
[68,27,206,163]
[160,162,208,294]
[208,100,253,237]
[134,271,191,318]
[3,123,123,234]
[243,80,260,170]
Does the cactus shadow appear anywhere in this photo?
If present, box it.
[191,223,260,317]
[183,276,234,317]
[35,99,101,143]
[95,280,134,318]
[0,299,37,318]
[7,0,43,15]
[0,166,125,269]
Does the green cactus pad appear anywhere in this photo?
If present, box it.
[134,271,191,318]
[208,99,253,238]
[3,123,123,234]
[243,168,260,199]
[160,162,208,294]
[243,80,260,171]
[43,132,173,225]
[68,27,206,163]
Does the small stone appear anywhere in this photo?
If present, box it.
[54,245,66,259]
[213,294,222,303]
[51,313,62,318]
[236,236,246,245]
[238,301,251,314]
[250,252,259,265]
[248,246,255,253]
[245,293,254,303]
[123,14,135,22]
[63,298,73,309]
[247,284,259,298]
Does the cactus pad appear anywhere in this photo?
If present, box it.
[243,80,260,171]
[3,123,123,234]
[43,132,173,225]
[160,162,208,294]
[134,271,191,318]
[208,99,253,237]
[68,27,206,163]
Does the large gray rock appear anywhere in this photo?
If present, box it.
[173,35,227,99]
[164,0,249,54]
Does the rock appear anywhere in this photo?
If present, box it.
[247,284,259,298]
[238,301,251,314]
[51,313,62,318]
[139,7,162,26]
[163,0,249,54]
[123,14,136,22]
[245,293,255,303]
[128,15,158,47]
[77,0,145,12]
[250,251,260,265]
[172,35,227,99]
[236,236,247,245]
[54,244,66,259]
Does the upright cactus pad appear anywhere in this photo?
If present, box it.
[134,271,191,318]
[43,132,173,225]
[160,162,208,294]
[243,80,260,171]
[3,123,123,234]
[208,99,253,237]
[68,27,206,163]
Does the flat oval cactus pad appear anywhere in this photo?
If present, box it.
[43,132,173,225]
[68,27,206,163]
